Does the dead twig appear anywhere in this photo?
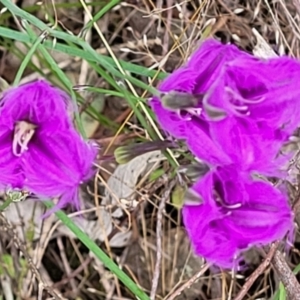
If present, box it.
[150,179,175,300]
[0,213,63,300]
[272,250,300,300]
[234,241,279,300]
[52,256,93,288]
[165,263,210,300]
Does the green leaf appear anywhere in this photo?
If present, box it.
[13,28,47,86]
[82,0,121,33]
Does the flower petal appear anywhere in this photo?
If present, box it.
[0,128,23,188]
[150,99,231,165]
[187,39,250,94]
[0,80,72,131]
[183,171,293,268]
[209,117,286,175]
[150,39,250,166]
[22,129,97,208]
[207,56,300,136]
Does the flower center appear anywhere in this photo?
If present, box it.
[12,121,36,156]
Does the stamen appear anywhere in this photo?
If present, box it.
[223,203,242,209]
[177,110,192,120]
[214,190,242,209]
[225,87,264,105]
[12,121,36,156]
[185,107,202,116]
[177,108,202,120]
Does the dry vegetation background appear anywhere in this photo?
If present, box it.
[1,0,300,299]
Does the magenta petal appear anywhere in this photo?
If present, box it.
[159,68,198,93]
[22,129,97,208]
[150,99,231,165]
[209,117,286,175]
[0,129,23,188]
[182,172,239,268]
[0,80,72,131]
[207,56,300,136]
[150,99,190,138]
[183,171,293,268]
[209,117,258,167]
[187,39,250,94]
[158,39,246,94]
[150,39,250,166]
[186,120,231,165]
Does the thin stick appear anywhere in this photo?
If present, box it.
[234,242,279,300]
[150,180,175,300]
[165,263,210,300]
[0,213,63,300]
[272,250,300,300]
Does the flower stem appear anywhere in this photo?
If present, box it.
[0,198,13,211]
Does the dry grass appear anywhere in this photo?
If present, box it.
[1,0,300,299]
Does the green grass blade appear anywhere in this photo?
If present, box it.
[0,26,167,79]
[13,29,47,86]
[82,0,121,33]
[274,282,287,300]
[0,0,47,30]
[23,24,86,137]
[293,263,300,275]
[0,0,165,94]
[44,201,150,300]
[0,30,167,81]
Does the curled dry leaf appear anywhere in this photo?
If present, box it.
[102,150,163,218]
[90,150,164,247]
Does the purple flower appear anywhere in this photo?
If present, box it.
[150,38,298,268]
[150,39,247,166]
[206,56,300,137]
[151,39,300,173]
[0,80,97,209]
[183,169,293,268]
